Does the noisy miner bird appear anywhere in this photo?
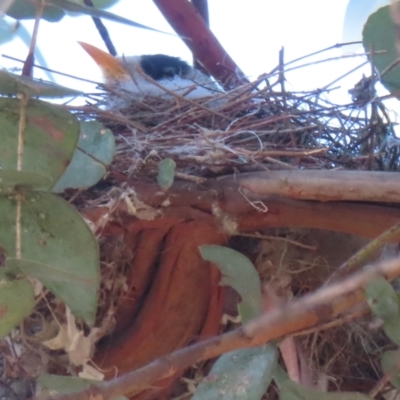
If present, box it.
[79,42,223,109]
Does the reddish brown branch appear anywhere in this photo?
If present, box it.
[127,178,400,240]
[229,170,400,203]
[153,0,249,89]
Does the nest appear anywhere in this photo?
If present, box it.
[3,53,399,400]
[70,65,399,186]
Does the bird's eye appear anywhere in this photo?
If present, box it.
[163,66,178,77]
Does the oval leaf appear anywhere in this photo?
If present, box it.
[0,272,34,338]
[365,276,399,320]
[200,245,262,322]
[0,97,80,189]
[0,70,82,97]
[383,316,400,346]
[5,0,65,22]
[0,192,99,325]
[362,5,400,96]
[52,121,115,193]
[46,0,173,35]
[381,350,400,391]
[0,170,51,190]
[157,158,176,190]
[342,0,389,45]
[193,345,277,400]
[280,380,373,400]
[37,374,128,400]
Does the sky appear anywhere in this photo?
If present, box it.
[0,0,388,107]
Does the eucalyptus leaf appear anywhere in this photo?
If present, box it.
[0,70,81,97]
[0,97,80,189]
[5,0,65,22]
[200,245,263,322]
[0,192,99,325]
[46,0,174,35]
[381,350,400,391]
[342,0,390,45]
[37,374,128,400]
[52,121,115,193]
[0,272,35,338]
[0,170,51,191]
[383,317,400,346]
[157,158,176,190]
[365,276,399,320]
[193,345,277,400]
[279,380,373,400]
[362,5,400,96]
[64,0,121,16]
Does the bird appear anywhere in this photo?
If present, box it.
[79,42,223,109]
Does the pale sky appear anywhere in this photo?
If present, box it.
[0,0,381,106]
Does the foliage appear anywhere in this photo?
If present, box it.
[363,5,400,96]
[36,374,128,400]
[200,245,263,322]
[0,70,102,329]
[199,245,277,399]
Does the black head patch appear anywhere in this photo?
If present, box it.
[139,54,191,80]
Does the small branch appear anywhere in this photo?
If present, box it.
[83,0,117,56]
[43,256,400,400]
[22,0,44,77]
[326,222,400,285]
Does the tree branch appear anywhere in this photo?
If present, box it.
[153,0,249,89]
[43,256,400,400]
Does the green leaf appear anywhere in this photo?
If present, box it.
[365,276,399,320]
[342,0,390,44]
[157,158,176,190]
[381,350,400,391]
[0,192,99,325]
[362,5,400,96]
[46,0,174,35]
[0,70,82,97]
[200,245,262,322]
[64,0,121,16]
[279,380,373,400]
[383,317,400,346]
[89,0,120,7]
[0,97,80,189]
[0,272,35,338]
[36,374,128,400]
[52,121,115,193]
[193,345,277,400]
[0,170,51,191]
[5,0,65,22]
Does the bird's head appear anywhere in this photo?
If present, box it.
[78,42,223,104]
[78,41,134,86]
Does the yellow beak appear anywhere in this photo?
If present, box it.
[78,42,128,79]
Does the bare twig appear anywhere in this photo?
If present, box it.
[22,0,44,77]
[83,0,117,56]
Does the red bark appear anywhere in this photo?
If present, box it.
[153,0,249,89]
